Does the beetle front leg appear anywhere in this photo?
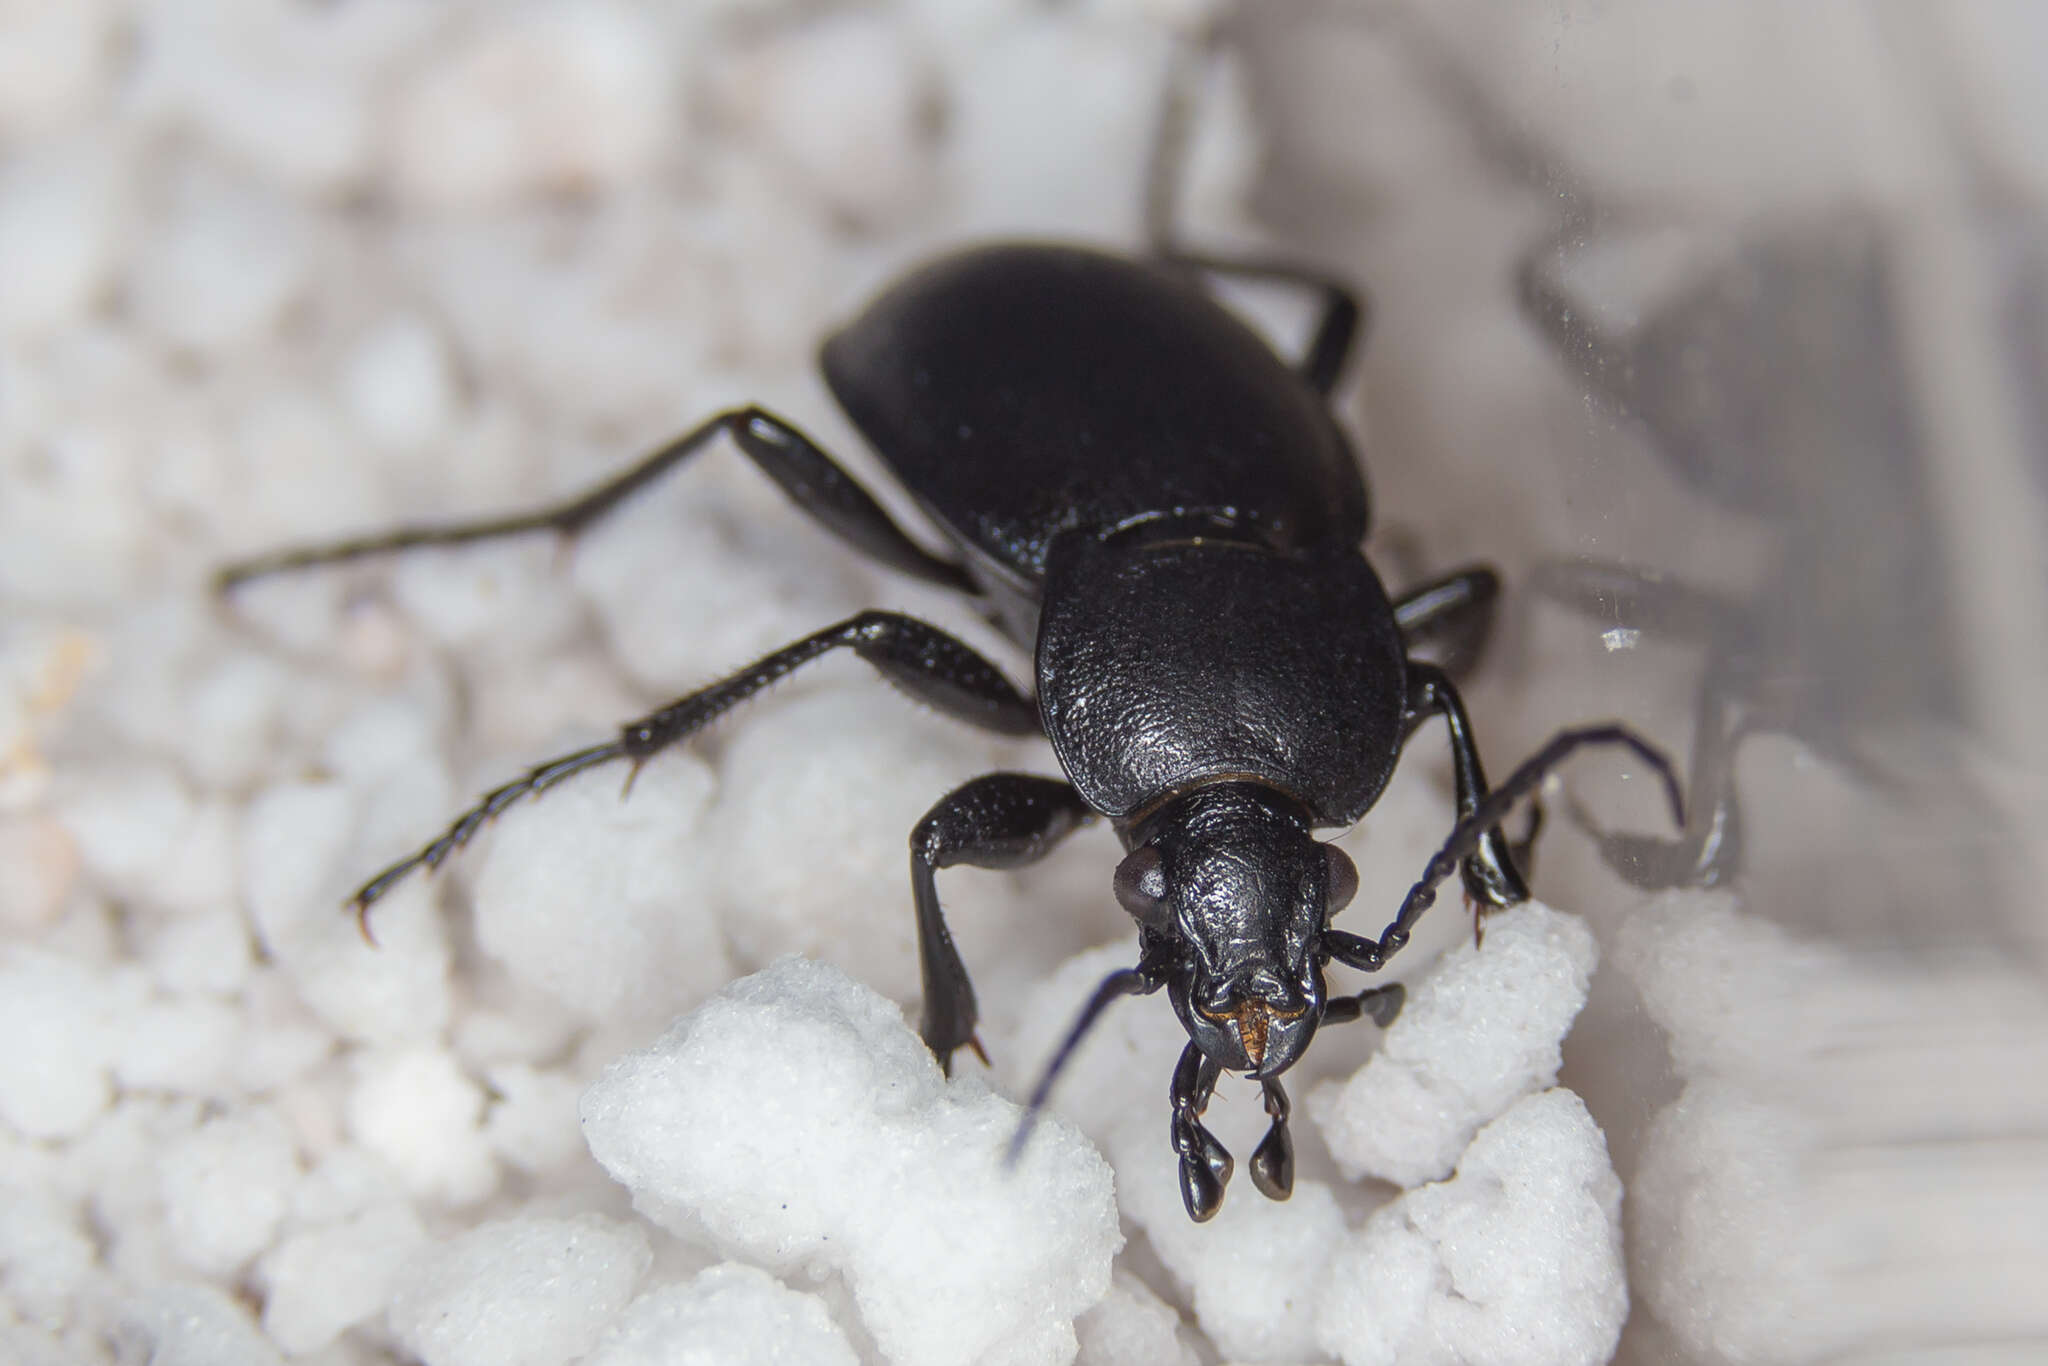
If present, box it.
[1403,662,1530,909]
[1169,1042,1231,1222]
[909,774,1096,1069]
[1249,1077,1295,1201]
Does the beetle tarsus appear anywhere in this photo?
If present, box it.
[1170,1043,1231,1221]
[1249,1078,1295,1200]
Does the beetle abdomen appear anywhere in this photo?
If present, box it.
[822,245,1368,585]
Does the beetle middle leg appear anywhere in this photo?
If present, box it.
[346,610,1039,918]
[909,774,1096,1068]
[1401,662,1531,910]
[1141,35,1366,397]
[215,406,974,594]
[1394,565,1502,679]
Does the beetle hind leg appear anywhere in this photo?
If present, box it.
[1141,36,1367,396]
[215,406,976,595]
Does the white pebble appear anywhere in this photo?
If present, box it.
[389,4,676,209]
[0,137,125,338]
[942,17,1166,239]
[702,685,1016,1004]
[998,937,1187,1148]
[469,745,726,1025]
[158,1108,302,1277]
[0,816,80,931]
[0,947,113,1138]
[571,472,873,694]
[110,991,242,1096]
[1110,1117,1348,1364]
[179,650,292,789]
[0,1189,99,1328]
[126,168,312,357]
[118,1283,286,1366]
[345,1048,497,1207]
[581,958,1121,1366]
[258,1200,429,1356]
[317,693,450,789]
[233,970,338,1094]
[242,778,453,1045]
[56,760,194,901]
[388,1214,653,1366]
[341,314,461,454]
[1315,1089,1627,1366]
[140,904,255,997]
[1074,1272,1200,1366]
[0,0,118,133]
[584,1264,860,1366]
[482,1062,588,1174]
[1308,901,1598,1187]
[711,14,938,227]
[126,0,390,196]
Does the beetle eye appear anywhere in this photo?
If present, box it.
[1113,845,1169,925]
[1323,844,1358,915]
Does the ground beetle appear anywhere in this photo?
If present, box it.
[221,91,1679,1224]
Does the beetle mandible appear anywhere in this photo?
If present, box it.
[220,100,1679,1228]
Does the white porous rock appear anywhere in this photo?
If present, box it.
[581,958,1122,1366]
[257,1200,430,1355]
[468,745,727,1026]
[125,166,313,358]
[703,685,1020,1004]
[0,0,118,133]
[998,936,1189,1146]
[1074,1271,1201,1366]
[584,1263,860,1366]
[712,12,939,227]
[118,1282,287,1366]
[0,1188,99,1329]
[1308,901,1599,1187]
[389,2,676,208]
[242,777,453,1045]
[388,1213,653,1366]
[55,759,194,904]
[109,988,242,1096]
[1108,1118,1349,1365]
[0,136,126,339]
[125,0,410,196]
[1315,1089,1628,1366]
[341,312,463,455]
[482,1061,589,1175]
[157,1108,303,1277]
[345,1047,498,1208]
[0,946,115,1139]
[942,13,1168,239]
[0,816,79,932]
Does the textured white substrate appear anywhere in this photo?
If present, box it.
[7,3,2046,1365]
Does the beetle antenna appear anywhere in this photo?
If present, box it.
[1369,725,1682,968]
[1005,967,1157,1167]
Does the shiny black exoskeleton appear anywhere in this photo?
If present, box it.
[220,242,1677,1223]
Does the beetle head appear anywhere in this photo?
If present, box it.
[1115,783,1358,1077]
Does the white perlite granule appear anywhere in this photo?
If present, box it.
[10,3,2039,1364]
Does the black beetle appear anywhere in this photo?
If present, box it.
[220,198,1678,1229]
